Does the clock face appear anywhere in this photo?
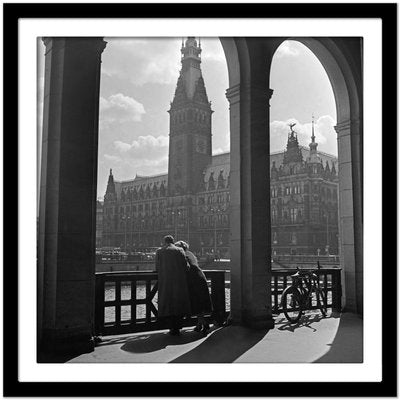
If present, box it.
[196,138,206,154]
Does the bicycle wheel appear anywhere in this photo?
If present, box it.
[281,286,302,323]
[316,288,327,317]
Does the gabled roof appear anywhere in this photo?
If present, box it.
[114,173,168,198]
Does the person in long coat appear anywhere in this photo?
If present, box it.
[175,240,213,334]
[155,235,191,335]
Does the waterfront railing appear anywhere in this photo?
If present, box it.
[94,268,341,336]
[95,270,226,336]
[271,268,342,314]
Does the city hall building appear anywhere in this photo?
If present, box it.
[102,37,339,257]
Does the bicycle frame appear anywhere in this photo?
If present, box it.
[281,268,327,323]
[291,272,320,307]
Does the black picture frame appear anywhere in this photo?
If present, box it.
[4,2,397,397]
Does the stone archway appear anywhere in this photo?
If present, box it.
[267,37,363,314]
[38,36,363,355]
[219,36,362,323]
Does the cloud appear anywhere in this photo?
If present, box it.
[101,37,227,87]
[274,41,300,58]
[100,93,145,123]
[101,134,170,177]
[104,154,122,162]
[114,141,132,152]
[200,38,226,62]
[102,38,182,86]
[114,135,168,156]
[270,115,337,155]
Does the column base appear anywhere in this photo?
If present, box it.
[242,312,275,330]
[38,327,94,362]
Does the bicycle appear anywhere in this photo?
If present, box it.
[281,267,328,323]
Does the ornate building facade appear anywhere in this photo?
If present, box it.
[101,38,339,257]
[270,122,339,256]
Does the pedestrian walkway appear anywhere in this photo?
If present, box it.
[69,312,362,363]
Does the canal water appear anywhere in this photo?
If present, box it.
[104,282,231,323]
[104,280,332,323]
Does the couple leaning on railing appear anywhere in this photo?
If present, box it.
[155,235,212,336]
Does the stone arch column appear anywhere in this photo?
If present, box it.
[38,37,106,355]
[222,38,275,328]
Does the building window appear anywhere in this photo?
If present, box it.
[290,208,298,223]
[291,232,297,244]
[272,208,278,222]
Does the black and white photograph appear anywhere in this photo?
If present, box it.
[37,35,363,364]
[5,2,396,397]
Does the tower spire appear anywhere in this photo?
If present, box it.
[168,38,212,195]
[307,114,321,165]
[309,114,318,155]
[172,37,203,101]
[105,168,116,199]
[311,113,316,143]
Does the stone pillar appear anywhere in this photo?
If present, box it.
[226,84,242,323]
[38,37,106,355]
[227,81,274,329]
[335,118,362,314]
[350,119,363,316]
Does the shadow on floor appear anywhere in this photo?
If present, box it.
[169,325,270,363]
[38,351,82,363]
[276,311,340,333]
[314,313,363,363]
[120,329,206,353]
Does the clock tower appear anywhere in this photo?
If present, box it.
[168,37,213,195]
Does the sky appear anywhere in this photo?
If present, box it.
[37,38,337,200]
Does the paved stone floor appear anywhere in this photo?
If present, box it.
[69,312,362,363]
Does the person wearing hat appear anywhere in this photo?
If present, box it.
[175,240,213,334]
[155,235,191,335]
